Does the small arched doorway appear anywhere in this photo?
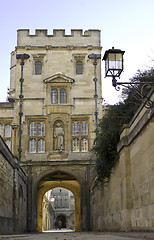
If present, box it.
[37,171,81,232]
[56,215,66,229]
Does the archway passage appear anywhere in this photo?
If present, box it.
[37,171,80,232]
[42,187,75,231]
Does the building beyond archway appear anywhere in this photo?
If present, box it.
[42,187,75,230]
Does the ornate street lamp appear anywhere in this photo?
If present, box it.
[103,47,154,108]
[103,47,125,80]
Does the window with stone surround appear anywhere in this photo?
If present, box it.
[0,123,12,149]
[33,54,45,75]
[35,61,42,75]
[72,120,88,152]
[29,121,45,153]
[51,88,67,104]
[73,54,86,75]
[76,61,83,74]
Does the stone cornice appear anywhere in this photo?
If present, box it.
[117,106,154,152]
[16,45,102,50]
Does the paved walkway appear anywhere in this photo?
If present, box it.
[0,230,154,240]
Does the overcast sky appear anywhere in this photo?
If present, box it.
[0,0,154,104]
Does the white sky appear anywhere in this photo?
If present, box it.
[0,0,154,104]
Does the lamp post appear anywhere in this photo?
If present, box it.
[16,53,30,161]
[103,47,154,108]
[88,54,101,133]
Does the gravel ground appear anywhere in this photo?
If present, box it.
[0,231,153,240]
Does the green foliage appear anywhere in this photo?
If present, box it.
[92,68,154,184]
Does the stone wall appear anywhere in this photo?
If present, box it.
[0,136,28,234]
[17,29,101,47]
[91,89,154,231]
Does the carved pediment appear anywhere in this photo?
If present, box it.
[44,73,75,83]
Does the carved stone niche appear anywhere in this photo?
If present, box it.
[53,120,65,152]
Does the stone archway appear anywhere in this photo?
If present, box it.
[37,171,81,232]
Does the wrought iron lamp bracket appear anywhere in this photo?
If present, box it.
[112,76,154,109]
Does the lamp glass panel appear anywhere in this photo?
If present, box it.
[116,53,122,61]
[108,53,123,70]
[108,53,116,69]
[108,53,115,61]
[116,53,123,70]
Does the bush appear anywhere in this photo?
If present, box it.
[92,68,154,184]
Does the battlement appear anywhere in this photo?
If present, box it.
[17,29,101,47]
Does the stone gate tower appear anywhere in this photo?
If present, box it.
[0,29,102,232]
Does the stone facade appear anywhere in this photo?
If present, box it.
[91,89,154,231]
[0,136,28,234]
[0,29,102,232]
[42,192,55,231]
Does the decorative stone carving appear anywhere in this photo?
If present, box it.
[54,123,64,151]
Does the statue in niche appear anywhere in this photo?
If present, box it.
[54,123,64,151]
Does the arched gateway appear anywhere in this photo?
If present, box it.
[37,171,81,231]
[22,162,93,232]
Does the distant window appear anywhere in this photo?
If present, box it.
[73,138,80,152]
[38,139,45,153]
[60,89,66,104]
[0,124,3,136]
[51,89,58,104]
[81,121,88,135]
[5,140,11,150]
[72,122,79,136]
[0,124,12,150]
[76,61,83,74]
[72,120,88,152]
[30,122,36,136]
[29,121,45,153]
[81,138,88,152]
[29,139,36,153]
[5,125,11,137]
[35,61,42,75]
[38,122,45,136]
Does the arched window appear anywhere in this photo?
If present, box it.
[35,61,42,75]
[51,88,58,104]
[73,138,79,152]
[38,139,45,153]
[5,125,11,137]
[0,124,3,136]
[29,139,36,153]
[30,122,36,136]
[76,61,83,74]
[60,88,66,104]
[81,138,88,152]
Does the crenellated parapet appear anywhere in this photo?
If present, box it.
[17,29,101,48]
